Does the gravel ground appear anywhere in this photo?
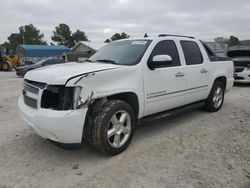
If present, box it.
[0,72,249,188]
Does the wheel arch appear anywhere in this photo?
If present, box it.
[82,92,140,145]
[213,76,227,90]
[106,92,139,118]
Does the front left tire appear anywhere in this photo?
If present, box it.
[92,100,136,155]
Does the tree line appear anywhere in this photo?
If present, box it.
[214,36,241,47]
[0,23,242,52]
[0,24,130,52]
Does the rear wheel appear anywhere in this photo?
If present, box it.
[92,100,135,155]
[204,81,225,112]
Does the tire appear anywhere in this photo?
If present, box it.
[92,100,135,155]
[1,61,10,71]
[204,81,225,112]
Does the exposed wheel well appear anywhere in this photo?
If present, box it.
[107,92,139,118]
[214,76,227,89]
[82,92,139,144]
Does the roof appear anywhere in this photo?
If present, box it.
[72,36,198,52]
[71,41,106,51]
[17,45,69,57]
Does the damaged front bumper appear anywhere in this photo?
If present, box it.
[18,96,88,144]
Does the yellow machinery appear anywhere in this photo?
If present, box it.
[0,52,20,72]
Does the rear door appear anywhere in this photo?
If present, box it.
[180,40,210,104]
[143,40,187,116]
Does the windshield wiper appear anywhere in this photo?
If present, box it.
[96,59,115,63]
[96,59,119,65]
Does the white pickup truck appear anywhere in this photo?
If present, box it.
[18,35,234,155]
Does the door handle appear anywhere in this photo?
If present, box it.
[175,72,185,77]
[200,69,208,73]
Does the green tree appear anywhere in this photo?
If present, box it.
[51,24,88,48]
[110,32,130,41]
[214,37,229,50]
[51,24,73,47]
[214,37,229,44]
[20,24,46,45]
[5,33,22,51]
[72,29,88,43]
[228,36,240,47]
[2,24,46,51]
[104,39,111,43]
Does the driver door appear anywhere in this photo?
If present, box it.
[143,40,187,116]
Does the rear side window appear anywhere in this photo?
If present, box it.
[149,40,181,67]
[181,41,203,65]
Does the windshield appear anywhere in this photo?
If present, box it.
[88,40,151,65]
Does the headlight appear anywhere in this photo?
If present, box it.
[73,86,84,109]
[41,85,84,110]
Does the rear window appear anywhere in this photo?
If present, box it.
[181,41,203,65]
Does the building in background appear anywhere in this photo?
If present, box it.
[63,41,106,62]
[16,45,69,64]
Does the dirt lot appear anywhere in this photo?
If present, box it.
[0,72,249,188]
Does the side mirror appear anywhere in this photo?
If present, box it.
[149,55,173,70]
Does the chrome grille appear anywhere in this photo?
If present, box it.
[24,79,46,89]
[23,80,46,109]
[24,82,39,94]
[234,61,250,68]
[234,67,246,73]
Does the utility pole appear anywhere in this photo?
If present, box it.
[22,26,25,45]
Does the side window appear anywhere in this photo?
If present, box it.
[149,40,181,67]
[181,41,203,65]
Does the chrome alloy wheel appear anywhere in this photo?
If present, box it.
[107,110,131,148]
[213,87,223,108]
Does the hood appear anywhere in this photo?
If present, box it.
[24,62,123,85]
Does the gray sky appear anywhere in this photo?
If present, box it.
[0,0,250,43]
